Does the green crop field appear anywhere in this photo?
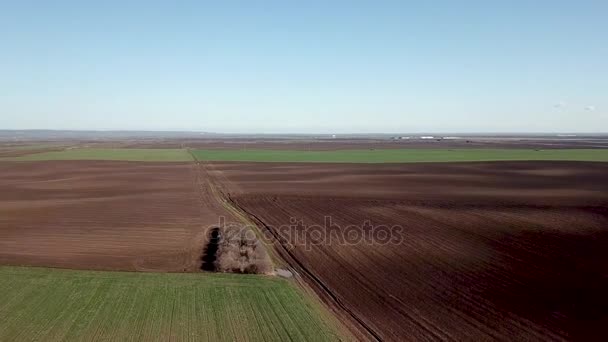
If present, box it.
[1,148,193,162]
[0,266,340,341]
[7,148,608,163]
[191,148,608,163]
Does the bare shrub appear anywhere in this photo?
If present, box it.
[215,225,273,274]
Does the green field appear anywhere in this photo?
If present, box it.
[0,266,340,341]
[2,148,193,162]
[191,148,608,163]
[6,147,608,163]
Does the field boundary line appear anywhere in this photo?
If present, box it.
[188,149,286,266]
[187,149,362,340]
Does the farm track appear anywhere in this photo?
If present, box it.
[190,152,368,340]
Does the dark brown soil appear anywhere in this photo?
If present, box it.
[210,161,608,341]
[0,161,232,272]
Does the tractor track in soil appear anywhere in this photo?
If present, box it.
[188,151,378,341]
[225,195,383,342]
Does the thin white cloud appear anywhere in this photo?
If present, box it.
[554,101,566,108]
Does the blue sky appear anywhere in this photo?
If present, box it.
[1,1,606,133]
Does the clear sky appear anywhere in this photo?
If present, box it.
[1,1,606,133]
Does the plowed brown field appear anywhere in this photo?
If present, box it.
[210,161,608,341]
[0,161,232,271]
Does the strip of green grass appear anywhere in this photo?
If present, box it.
[2,148,193,162]
[191,148,608,163]
[0,266,340,341]
[0,143,68,150]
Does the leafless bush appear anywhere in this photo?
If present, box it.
[215,225,273,274]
